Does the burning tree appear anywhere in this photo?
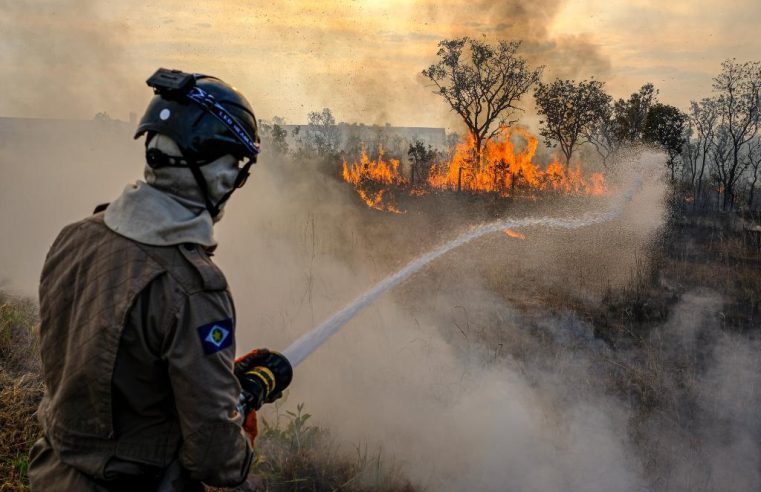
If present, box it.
[422,37,542,160]
[534,79,612,169]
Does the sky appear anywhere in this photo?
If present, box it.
[1,0,760,130]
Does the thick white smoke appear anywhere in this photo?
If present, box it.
[1,119,756,490]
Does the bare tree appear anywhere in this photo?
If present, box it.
[688,98,719,208]
[682,124,700,194]
[534,79,612,168]
[747,138,761,209]
[585,102,620,169]
[712,58,761,208]
[711,125,746,209]
[422,37,542,159]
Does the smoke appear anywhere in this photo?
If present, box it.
[209,149,671,490]
[0,1,142,119]
[0,5,755,489]
[0,0,610,128]
[413,0,611,81]
[211,147,759,491]
[1,113,758,490]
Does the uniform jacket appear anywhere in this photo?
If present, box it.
[30,213,252,490]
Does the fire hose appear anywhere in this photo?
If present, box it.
[159,178,642,490]
[239,177,643,404]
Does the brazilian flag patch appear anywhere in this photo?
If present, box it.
[197,318,234,355]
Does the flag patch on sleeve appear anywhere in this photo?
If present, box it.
[197,318,234,355]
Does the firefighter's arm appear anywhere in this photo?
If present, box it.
[163,289,252,487]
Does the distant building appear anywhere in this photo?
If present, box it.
[281,122,447,155]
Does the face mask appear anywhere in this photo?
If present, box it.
[144,134,242,214]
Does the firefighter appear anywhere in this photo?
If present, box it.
[28,69,292,491]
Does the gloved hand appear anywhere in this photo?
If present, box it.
[235,349,293,417]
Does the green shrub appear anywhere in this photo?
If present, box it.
[250,403,416,492]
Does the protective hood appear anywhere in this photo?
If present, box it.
[104,134,240,247]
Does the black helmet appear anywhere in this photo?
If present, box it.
[134,68,261,217]
[135,70,260,163]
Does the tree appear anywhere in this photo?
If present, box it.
[712,58,761,209]
[682,124,700,198]
[585,101,620,169]
[710,125,745,209]
[534,79,612,168]
[585,83,659,170]
[422,37,542,159]
[643,103,688,180]
[746,138,761,209]
[688,98,719,207]
[307,108,340,158]
[408,140,435,186]
[614,83,659,143]
[271,123,289,155]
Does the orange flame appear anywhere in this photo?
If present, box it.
[342,146,406,213]
[504,229,526,240]
[340,127,606,211]
[428,127,605,196]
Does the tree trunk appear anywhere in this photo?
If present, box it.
[563,145,573,171]
[694,153,707,211]
[724,183,735,210]
[749,181,756,210]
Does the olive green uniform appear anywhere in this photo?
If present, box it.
[28,213,252,491]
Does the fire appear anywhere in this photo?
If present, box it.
[340,127,606,211]
[504,229,526,240]
[341,146,406,213]
[427,127,605,196]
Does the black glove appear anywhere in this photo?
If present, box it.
[235,348,293,415]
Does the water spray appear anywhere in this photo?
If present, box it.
[281,180,642,367]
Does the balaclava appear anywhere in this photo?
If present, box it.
[104,134,240,247]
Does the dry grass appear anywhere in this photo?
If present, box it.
[0,294,42,492]
[0,293,417,492]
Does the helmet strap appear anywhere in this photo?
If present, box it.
[147,146,252,219]
[185,161,221,218]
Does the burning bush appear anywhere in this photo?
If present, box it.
[341,127,606,212]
